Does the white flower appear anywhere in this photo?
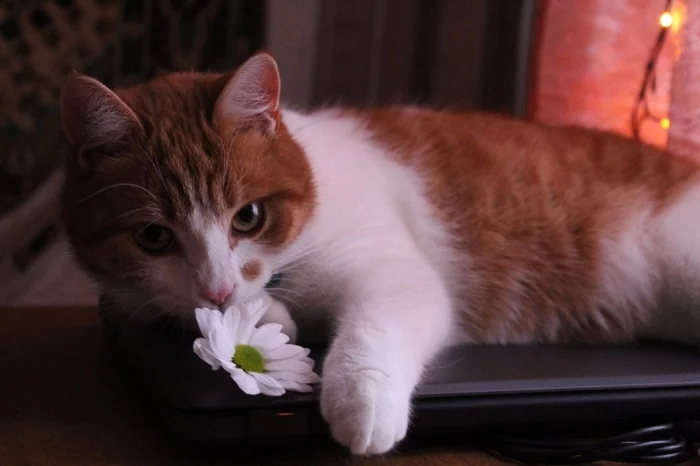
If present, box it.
[192,297,320,396]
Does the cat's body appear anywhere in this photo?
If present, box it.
[279,107,700,345]
[59,54,700,455]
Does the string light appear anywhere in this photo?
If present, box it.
[660,11,674,28]
[631,0,674,141]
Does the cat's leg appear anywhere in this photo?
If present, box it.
[320,255,453,455]
[258,292,298,343]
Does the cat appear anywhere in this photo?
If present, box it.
[59,52,700,455]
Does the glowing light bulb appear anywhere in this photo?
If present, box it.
[660,118,671,129]
[660,12,673,28]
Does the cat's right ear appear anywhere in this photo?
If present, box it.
[213,53,281,134]
[60,74,142,168]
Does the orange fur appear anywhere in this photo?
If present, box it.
[241,261,263,281]
[60,66,700,344]
[351,108,700,342]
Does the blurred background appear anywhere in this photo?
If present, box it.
[0,0,690,308]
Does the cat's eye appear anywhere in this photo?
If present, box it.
[232,202,264,234]
[135,225,176,253]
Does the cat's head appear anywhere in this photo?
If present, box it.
[59,53,315,315]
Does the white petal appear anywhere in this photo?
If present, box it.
[279,380,314,393]
[249,323,284,349]
[266,359,314,374]
[236,322,256,345]
[262,344,308,362]
[251,372,285,396]
[220,360,240,374]
[222,306,241,345]
[278,380,304,391]
[193,338,221,370]
[194,308,208,333]
[235,308,257,344]
[208,325,234,360]
[300,356,315,368]
[246,297,268,326]
[194,307,222,336]
[232,371,261,395]
[267,369,321,384]
[256,332,289,351]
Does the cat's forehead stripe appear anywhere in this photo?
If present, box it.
[190,204,210,228]
[148,132,233,220]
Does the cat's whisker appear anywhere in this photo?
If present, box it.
[266,289,302,309]
[265,286,304,298]
[117,294,163,330]
[273,260,316,277]
[222,138,239,194]
[113,206,160,222]
[275,242,329,265]
[275,270,321,288]
[135,218,164,235]
[275,276,307,288]
[75,183,160,206]
[273,258,324,280]
[283,272,326,296]
[137,147,169,195]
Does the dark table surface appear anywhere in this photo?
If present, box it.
[0,306,513,466]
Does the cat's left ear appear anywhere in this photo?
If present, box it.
[60,73,143,170]
[214,53,281,134]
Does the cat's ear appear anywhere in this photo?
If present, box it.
[60,74,142,166]
[213,53,281,134]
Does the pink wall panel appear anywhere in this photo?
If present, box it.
[668,0,700,160]
[532,0,678,149]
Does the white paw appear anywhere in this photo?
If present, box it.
[320,349,411,455]
[258,294,298,343]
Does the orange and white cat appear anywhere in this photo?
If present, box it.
[59,53,700,455]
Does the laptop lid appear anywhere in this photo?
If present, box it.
[98,297,700,444]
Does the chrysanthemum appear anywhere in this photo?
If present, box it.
[192,297,320,396]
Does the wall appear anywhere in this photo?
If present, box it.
[668,0,700,159]
[532,0,676,148]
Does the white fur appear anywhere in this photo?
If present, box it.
[275,109,455,454]
[593,209,658,337]
[652,184,700,344]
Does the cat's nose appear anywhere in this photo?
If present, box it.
[200,285,234,306]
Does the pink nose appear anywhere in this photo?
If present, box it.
[200,285,234,305]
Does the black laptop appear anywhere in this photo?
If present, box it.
[98,295,700,449]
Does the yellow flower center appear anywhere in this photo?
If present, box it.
[232,344,265,373]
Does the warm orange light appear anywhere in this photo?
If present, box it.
[660,118,671,129]
[660,12,673,28]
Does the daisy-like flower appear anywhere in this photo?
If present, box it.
[192,297,320,396]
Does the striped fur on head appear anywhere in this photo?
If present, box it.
[60,54,316,315]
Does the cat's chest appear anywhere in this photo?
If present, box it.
[270,260,340,331]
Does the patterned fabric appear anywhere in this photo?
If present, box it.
[0,0,264,215]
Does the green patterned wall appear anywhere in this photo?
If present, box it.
[0,0,264,215]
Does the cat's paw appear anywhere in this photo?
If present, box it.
[258,294,298,343]
[320,349,411,455]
